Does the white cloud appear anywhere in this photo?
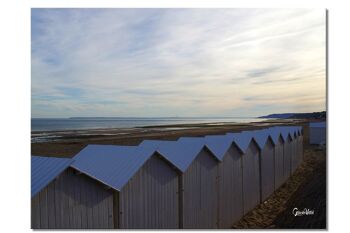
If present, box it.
[31,8,326,117]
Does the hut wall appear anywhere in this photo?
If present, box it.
[298,134,304,166]
[242,141,260,215]
[260,138,275,201]
[274,137,284,189]
[291,135,298,173]
[31,168,114,229]
[310,127,326,145]
[182,149,219,229]
[119,155,179,229]
[218,144,243,228]
[283,137,293,182]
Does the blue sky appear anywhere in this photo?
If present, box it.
[31,9,326,118]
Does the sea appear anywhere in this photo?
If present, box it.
[31,117,267,132]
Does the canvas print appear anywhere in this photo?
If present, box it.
[31,8,326,229]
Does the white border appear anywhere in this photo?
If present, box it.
[1,1,350,233]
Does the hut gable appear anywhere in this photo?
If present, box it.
[118,154,179,229]
[226,132,253,154]
[252,130,270,150]
[31,156,114,229]
[181,142,219,229]
[278,127,292,142]
[71,145,155,191]
[204,134,235,161]
[268,128,283,145]
[31,156,73,197]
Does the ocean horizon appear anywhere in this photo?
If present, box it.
[31,117,267,132]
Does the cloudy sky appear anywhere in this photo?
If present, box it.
[31,9,326,118]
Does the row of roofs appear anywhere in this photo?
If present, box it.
[32,125,302,197]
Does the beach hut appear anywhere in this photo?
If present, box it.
[140,137,220,229]
[253,130,275,202]
[309,122,326,145]
[71,145,180,229]
[269,128,285,190]
[31,156,114,229]
[228,132,260,215]
[204,134,244,228]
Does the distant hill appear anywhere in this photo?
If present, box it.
[259,111,326,119]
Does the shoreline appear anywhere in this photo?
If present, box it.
[31,119,302,142]
[32,118,301,134]
[31,117,300,133]
[31,119,309,157]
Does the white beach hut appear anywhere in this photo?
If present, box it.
[309,122,326,145]
[140,137,220,229]
[228,132,260,215]
[204,134,244,228]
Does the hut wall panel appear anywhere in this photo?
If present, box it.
[39,187,48,228]
[294,135,299,170]
[283,138,292,182]
[119,155,179,229]
[53,177,63,227]
[79,176,88,229]
[31,168,114,229]
[274,137,284,189]
[296,136,300,168]
[31,193,41,228]
[60,172,70,228]
[291,137,298,173]
[47,181,56,228]
[183,154,200,228]
[218,144,244,228]
[260,139,275,201]
[297,135,301,167]
[300,135,304,164]
[310,127,326,144]
[242,141,260,215]
[183,149,218,229]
